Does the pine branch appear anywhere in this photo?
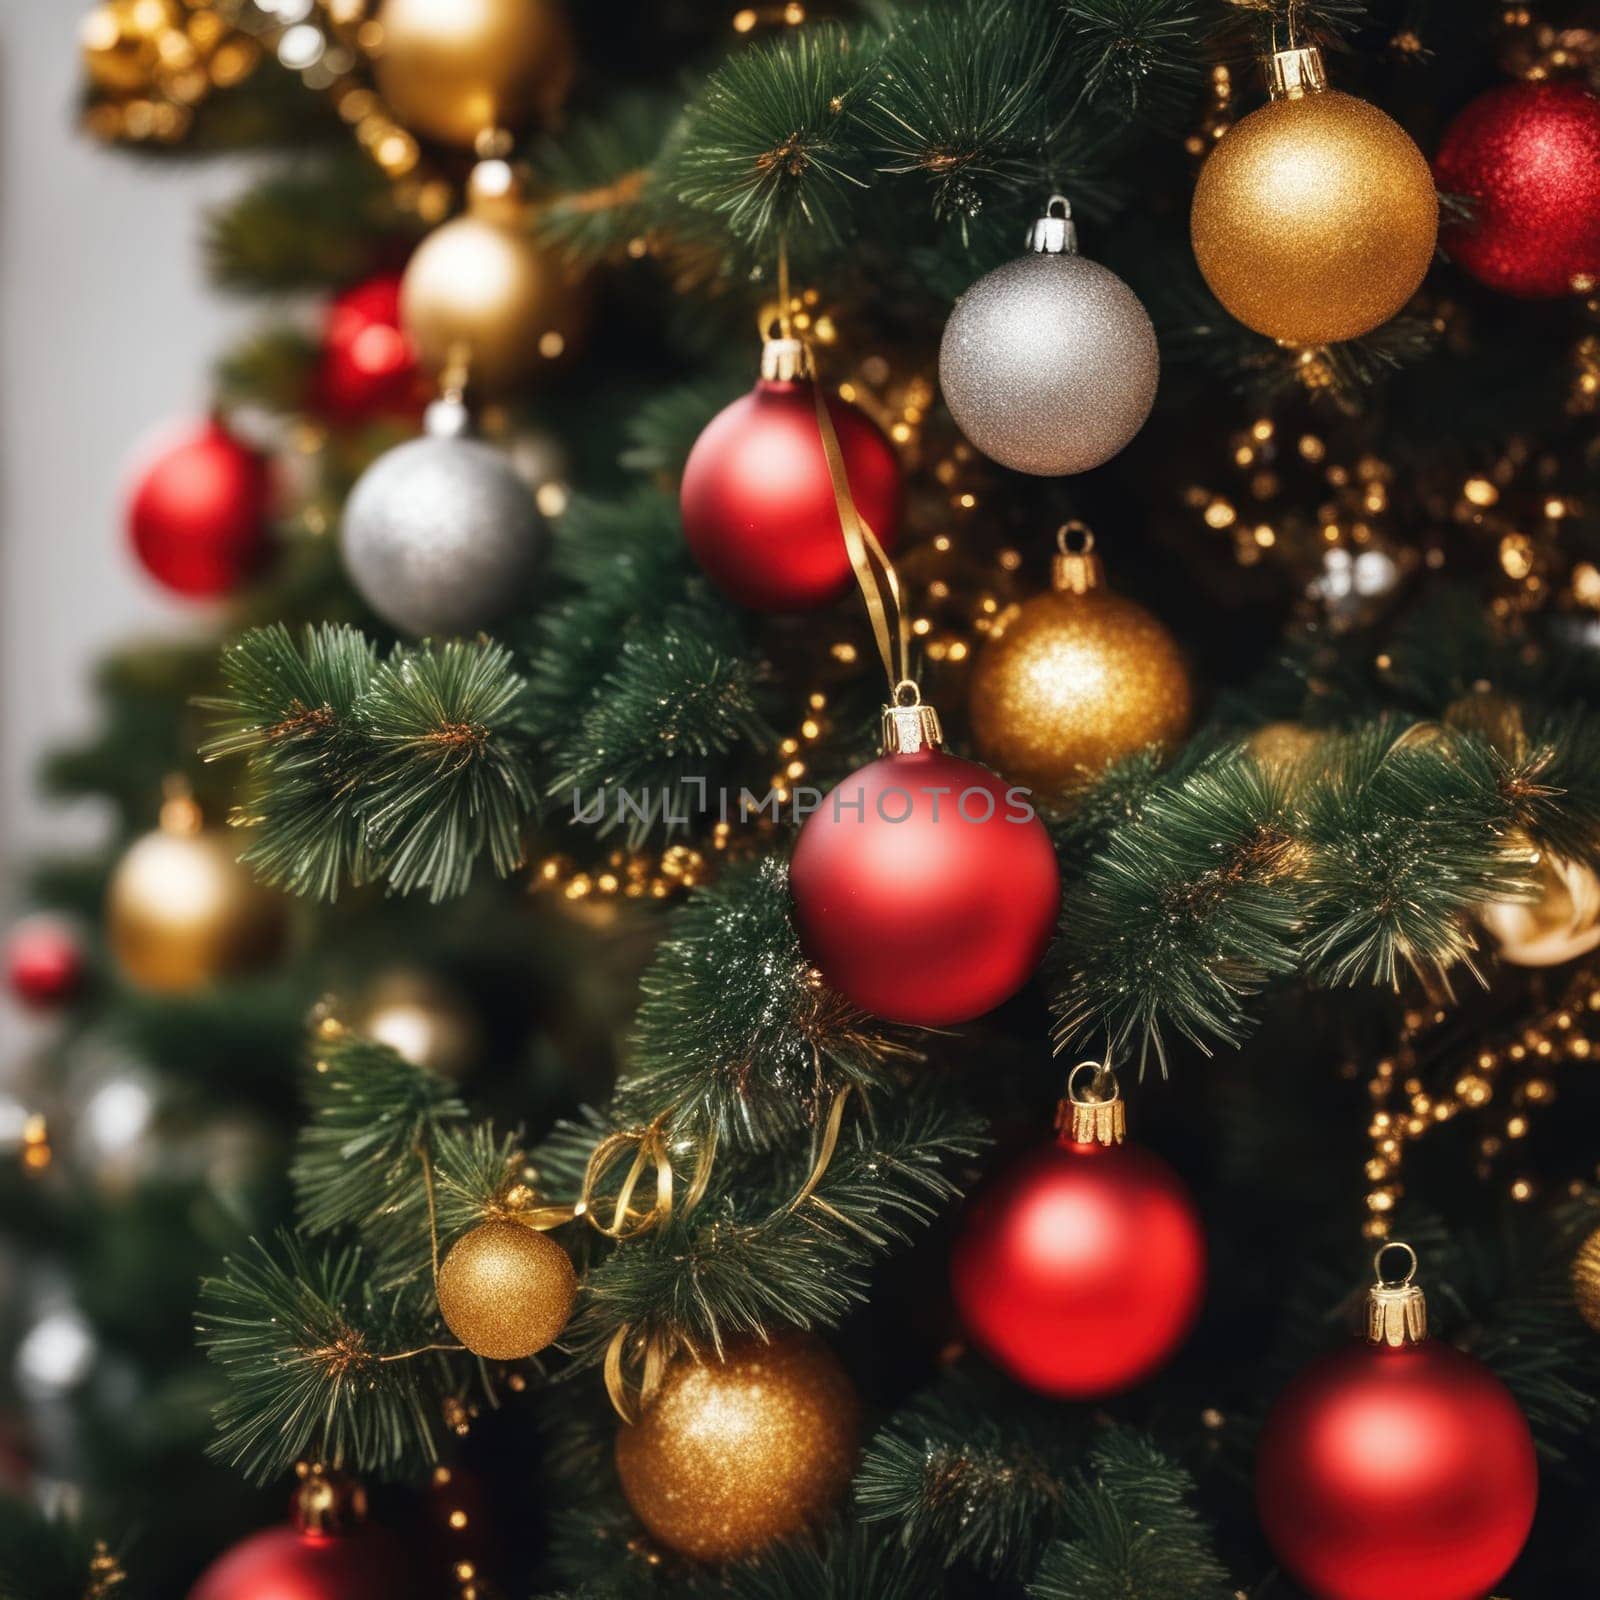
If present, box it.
[1061,1,1206,118]
[713,1520,940,1600]
[619,857,920,1148]
[856,1373,1083,1575]
[662,24,874,251]
[198,1233,468,1482]
[556,1087,985,1364]
[202,624,540,901]
[204,158,421,294]
[292,1034,468,1286]
[1027,1430,1235,1600]
[861,0,1079,234]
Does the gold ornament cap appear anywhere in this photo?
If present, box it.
[880,680,943,755]
[1051,521,1105,595]
[1027,194,1079,255]
[1056,1061,1127,1147]
[291,1462,368,1537]
[1366,1241,1428,1347]
[760,336,815,383]
[1267,45,1328,100]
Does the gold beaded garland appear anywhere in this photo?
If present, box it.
[1190,47,1437,345]
[435,1219,577,1361]
[372,0,575,149]
[613,1332,860,1562]
[968,526,1191,803]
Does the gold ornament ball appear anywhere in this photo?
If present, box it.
[1191,82,1438,345]
[400,169,584,396]
[351,968,481,1080]
[106,818,286,994]
[1573,1227,1600,1335]
[969,532,1192,803]
[435,1219,576,1361]
[373,0,575,148]
[614,1333,860,1562]
[1481,843,1600,968]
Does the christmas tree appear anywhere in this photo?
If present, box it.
[7,0,1600,1595]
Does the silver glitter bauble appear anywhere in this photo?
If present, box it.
[939,197,1158,476]
[340,397,543,636]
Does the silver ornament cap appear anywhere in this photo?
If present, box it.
[340,400,545,637]
[939,196,1159,477]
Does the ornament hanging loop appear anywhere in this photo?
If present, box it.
[881,680,943,755]
[1028,194,1079,255]
[1059,1060,1127,1146]
[1052,522,1106,596]
[1367,1239,1428,1347]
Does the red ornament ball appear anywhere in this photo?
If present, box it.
[6,917,83,1009]
[189,1522,417,1600]
[1257,1339,1538,1600]
[1435,81,1600,297]
[790,746,1059,1025]
[127,420,272,598]
[315,273,422,421]
[950,1135,1205,1396]
[680,375,903,612]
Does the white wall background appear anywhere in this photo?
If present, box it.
[2,0,257,1045]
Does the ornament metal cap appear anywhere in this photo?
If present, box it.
[423,393,473,439]
[1056,1060,1127,1146]
[1366,1241,1428,1347]
[760,335,815,383]
[291,1461,368,1537]
[1051,521,1105,595]
[1027,195,1080,255]
[1266,45,1328,99]
[880,680,943,755]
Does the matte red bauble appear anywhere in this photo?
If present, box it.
[950,1070,1204,1396]
[790,701,1058,1025]
[127,419,272,598]
[315,273,421,421]
[1257,1248,1537,1600]
[6,917,84,1009]
[1435,81,1600,297]
[680,338,902,612]
[190,1471,420,1600]
[189,1523,418,1600]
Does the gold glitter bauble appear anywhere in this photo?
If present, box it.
[373,0,575,148]
[106,802,286,994]
[1191,55,1437,345]
[1481,842,1600,968]
[435,1219,577,1360]
[400,165,584,396]
[969,529,1192,803]
[351,968,481,1080]
[614,1333,860,1562]
[1573,1227,1600,1334]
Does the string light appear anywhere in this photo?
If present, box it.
[1361,961,1600,1237]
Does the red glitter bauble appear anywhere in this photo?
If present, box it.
[1435,81,1600,297]
[950,1136,1205,1396]
[789,747,1059,1025]
[315,273,422,421]
[5,918,83,1009]
[1257,1339,1538,1600]
[680,377,903,612]
[189,1523,417,1600]
[127,420,272,598]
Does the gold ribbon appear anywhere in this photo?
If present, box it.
[813,380,910,693]
[600,1087,860,1420]
[577,1118,717,1240]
